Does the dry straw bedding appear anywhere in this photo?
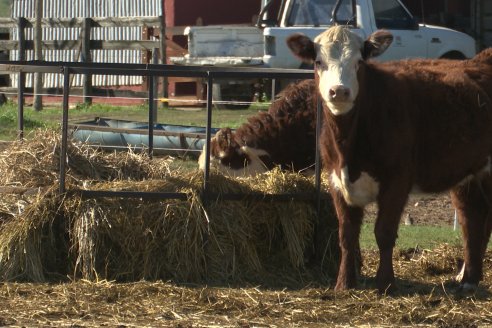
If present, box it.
[0,129,337,285]
[0,246,491,327]
[1,129,492,327]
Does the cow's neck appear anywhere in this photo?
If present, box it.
[324,102,361,166]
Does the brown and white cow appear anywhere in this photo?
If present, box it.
[287,25,492,293]
[198,79,317,176]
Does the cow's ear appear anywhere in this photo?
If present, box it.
[215,128,238,154]
[287,33,316,63]
[363,30,393,59]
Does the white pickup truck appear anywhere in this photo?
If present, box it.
[171,0,476,107]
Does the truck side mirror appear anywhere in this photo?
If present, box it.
[256,0,278,28]
[256,17,278,28]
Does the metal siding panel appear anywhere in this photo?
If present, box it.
[10,0,159,87]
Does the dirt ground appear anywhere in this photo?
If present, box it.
[366,193,455,227]
[0,140,11,152]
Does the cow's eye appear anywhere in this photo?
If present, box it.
[314,60,322,67]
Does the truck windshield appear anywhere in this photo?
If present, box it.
[287,0,354,26]
[372,0,416,29]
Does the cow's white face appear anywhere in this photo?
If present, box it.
[198,129,271,177]
[314,30,363,115]
[287,26,393,116]
[198,143,269,177]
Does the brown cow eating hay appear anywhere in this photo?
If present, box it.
[287,25,492,293]
[198,79,317,176]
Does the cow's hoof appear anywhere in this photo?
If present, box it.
[334,283,349,291]
[456,282,478,294]
[377,282,397,295]
[376,272,396,295]
[334,280,356,291]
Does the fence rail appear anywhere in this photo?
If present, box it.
[0,16,165,28]
[0,16,188,104]
[0,61,320,205]
[0,16,169,55]
[0,16,182,52]
[0,60,332,254]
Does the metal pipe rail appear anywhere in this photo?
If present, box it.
[0,61,322,205]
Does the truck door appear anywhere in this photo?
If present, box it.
[369,0,427,60]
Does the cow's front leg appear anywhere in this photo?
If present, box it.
[332,192,364,291]
[374,184,409,293]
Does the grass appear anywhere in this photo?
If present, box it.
[157,105,266,128]
[0,102,48,139]
[361,222,491,250]
[360,223,463,250]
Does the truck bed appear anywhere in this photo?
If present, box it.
[171,25,264,66]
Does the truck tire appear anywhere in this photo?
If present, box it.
[440,51,466,60]
[212,82,254,110]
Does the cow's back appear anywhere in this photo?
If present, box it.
[351,55,492,193]
[234,79,318,170]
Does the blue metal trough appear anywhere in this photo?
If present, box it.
[70,117,220,157]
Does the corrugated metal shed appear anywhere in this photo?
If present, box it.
[11,0,162,88]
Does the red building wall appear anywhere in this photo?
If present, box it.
[165,0,261,27]
[167,0,261,47]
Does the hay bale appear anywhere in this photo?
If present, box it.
[0,128,174,233]
[0,129,339,287]
[0,186,70,282]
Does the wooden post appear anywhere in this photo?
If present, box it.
[159,14,168,108]
[33,0,43,111]
[141,26,151,90]
[81,17,92,105]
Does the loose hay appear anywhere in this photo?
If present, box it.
[0,129,339,286]
[0,129,173,189]
[0,247,491,327]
